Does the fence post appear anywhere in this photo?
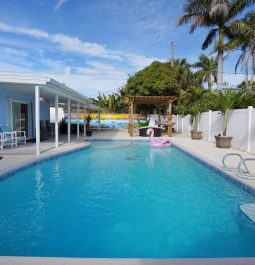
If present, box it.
[208,110,212,141]
[181,117,184,134]
[176,114,179,133]
[246,106,253,153]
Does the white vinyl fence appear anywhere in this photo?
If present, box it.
[173,106,255,154]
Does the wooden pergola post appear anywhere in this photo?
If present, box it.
[168,100,172,137]
[126,96,177,138]
[129,99,134,136]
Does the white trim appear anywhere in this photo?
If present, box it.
[9,98,31,139]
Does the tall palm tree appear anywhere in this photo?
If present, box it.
[193,54,217,90]
[177,0,255,90]
[225,11,255,90]
[174,58,197,91]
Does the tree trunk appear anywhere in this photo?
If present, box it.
[217,28,224,91]
[223,110,228,136]
[245,65,250,90]
[208,72,212,91]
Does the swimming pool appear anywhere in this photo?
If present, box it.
[0,141,255,258]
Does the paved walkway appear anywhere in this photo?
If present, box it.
[0,136,90,176]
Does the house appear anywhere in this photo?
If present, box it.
[0,75,97,155]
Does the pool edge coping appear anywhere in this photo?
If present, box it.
[0,143,91,182]
[1,256,255,265]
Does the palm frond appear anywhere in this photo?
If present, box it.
[202,28,218,49]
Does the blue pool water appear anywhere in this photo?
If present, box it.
[0,141,255,258]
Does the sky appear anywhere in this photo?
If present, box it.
[0,0,252,98]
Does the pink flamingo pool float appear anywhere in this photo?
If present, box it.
[146,128,172,148]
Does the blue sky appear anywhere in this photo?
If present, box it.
[0,0,251,97]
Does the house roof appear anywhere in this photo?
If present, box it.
[0,74,100,110]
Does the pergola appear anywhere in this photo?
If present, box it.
[126,95,177,137]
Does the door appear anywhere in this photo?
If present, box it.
[12,101,29,137]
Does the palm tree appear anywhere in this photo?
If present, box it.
[174,58,197,91]
[225,11,255,90]
[177,0,255,90]
[193,54,217,90]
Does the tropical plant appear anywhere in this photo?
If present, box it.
[175,86,207,131]
[225,11,255,90]
[193,54,217,90]
[215,89,241,136]
[177,0,255,90]
[86,114,92,131]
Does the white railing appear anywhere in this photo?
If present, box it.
[173,106,255,154]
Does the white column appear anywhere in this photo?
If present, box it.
[208,110,212,141]
[35,85,40,155]
[246,106,253,153]
[77,102,80,140]
[55,94,59,148]
[181,117,184,134]
[67,98,71,143]
[83,106,86,137]
[176,114,179,133]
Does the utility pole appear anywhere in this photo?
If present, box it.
[170,41,176,67]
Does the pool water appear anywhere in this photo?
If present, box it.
[0,141,255,258]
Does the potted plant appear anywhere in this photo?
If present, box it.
[177,86,206,140]
[214,89,240,148]
[86,114,93,137]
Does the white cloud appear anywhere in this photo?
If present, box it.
[0,22,123,60]
[54,0,69,11]
[0,22,49,39]
[125,53,164,70]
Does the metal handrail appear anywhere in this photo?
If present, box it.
[222,153,249,173]
[222,153,255,179]
[238,158,255,176]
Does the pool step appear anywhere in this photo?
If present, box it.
[240,203,255,223]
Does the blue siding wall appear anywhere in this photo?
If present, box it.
[0,88,50,139]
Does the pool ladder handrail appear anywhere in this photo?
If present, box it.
[222,153,255,178]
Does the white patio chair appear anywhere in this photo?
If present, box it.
[0,124,24,149]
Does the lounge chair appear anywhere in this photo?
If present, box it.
[0,125,18,150]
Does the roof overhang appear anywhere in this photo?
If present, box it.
[0,75,100,110]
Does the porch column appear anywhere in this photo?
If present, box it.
[77,102,80,140]
[83,105,86,137]
[67,98,71,143]
[55,94,59,148]
[35,85,40,155]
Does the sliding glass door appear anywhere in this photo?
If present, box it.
[12,101,29,137]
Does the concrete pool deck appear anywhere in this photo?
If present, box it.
[0,136,90,178]
[1,130,255,265]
